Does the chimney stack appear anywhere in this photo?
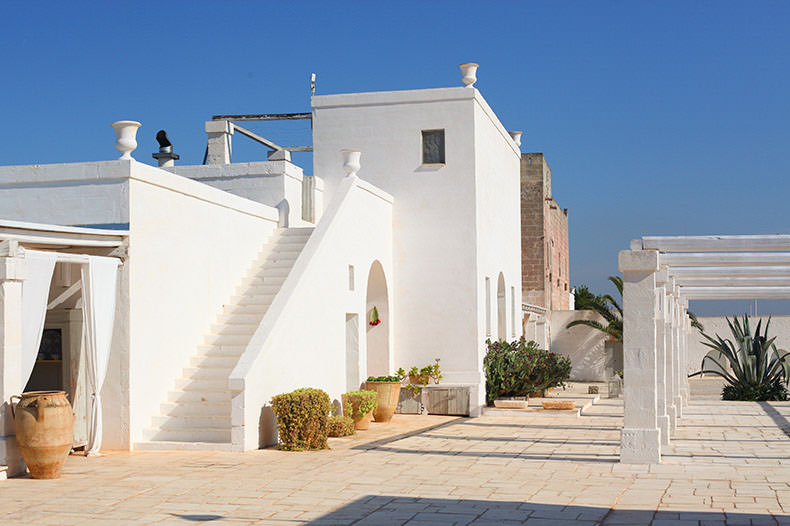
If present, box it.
[152,130,180,168]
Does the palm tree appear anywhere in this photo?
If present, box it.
[567,276,623,342]
[567,275,703,342]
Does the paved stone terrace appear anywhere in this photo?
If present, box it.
[1,396,789,525]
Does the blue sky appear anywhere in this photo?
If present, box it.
[2,2,789,315]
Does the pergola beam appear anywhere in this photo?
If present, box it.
[674,276,790,287]
[679,286,790,300]
[669,266,790,278]
[661,252,790,267]
[643,235,790,252]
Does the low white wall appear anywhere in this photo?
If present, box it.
[229,175,394,450]
[687,315,790,376]
[0,161,130,226]
[127,163,280,445]
[169,161,308,227]
[549,310,610,381]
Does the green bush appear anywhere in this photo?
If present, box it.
[484,337,572,403]
[327,416,355,437]
[270,388,331,451]
[341,390,378,420]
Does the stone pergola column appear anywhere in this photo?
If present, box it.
[205,120,234,164]
[619,246,661,463]
[680,299,690,407]
[663,282,677,432]
[0,242,26,475]
[654,270,669,445]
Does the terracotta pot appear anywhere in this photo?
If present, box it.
[353,411,373,430]
[365,381,401,423]
[11,391,74,479]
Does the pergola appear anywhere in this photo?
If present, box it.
[618,234,790,463]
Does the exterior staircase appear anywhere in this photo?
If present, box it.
[135,227,313,451]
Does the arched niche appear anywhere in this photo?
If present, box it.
[366,260,390,377]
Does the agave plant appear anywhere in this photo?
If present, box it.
[694,315,790,401]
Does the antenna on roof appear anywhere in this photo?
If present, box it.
[310,73,316,96]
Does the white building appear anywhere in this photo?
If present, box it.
[0,65,523,476]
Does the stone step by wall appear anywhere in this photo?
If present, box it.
[135,226,313,451]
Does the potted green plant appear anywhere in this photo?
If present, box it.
[341,390,378,430]
[364,375,402,422]
[484,338,571,407]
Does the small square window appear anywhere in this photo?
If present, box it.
[422,129,445,164]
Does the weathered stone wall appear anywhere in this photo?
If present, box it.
[520,153,570,310]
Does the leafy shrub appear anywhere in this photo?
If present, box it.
[695,315,790,401]
[484,337,572,403]
[270,388,331,451]
[367,375,401,382]
[341,390,378,420]
[327,416,355,437]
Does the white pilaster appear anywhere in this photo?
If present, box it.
[0,246,27,476]
[619,248,661,464]
[680,298,690,407]
[205,120,234,165]
[664,283,678,431]
[654,270,669,445]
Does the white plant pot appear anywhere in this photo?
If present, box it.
[340,149,362,177]
[458,62,479,88]
[111,120,141,160]
[508,131,522,147]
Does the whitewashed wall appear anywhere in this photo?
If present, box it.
[169,161,311,227]
[230,175,394,449]
[549,310,610,381]
[127,163,279,445]
[687,314,790,376]
[473,97,523,403]
[313,87,522,416]
[0,161,130,226]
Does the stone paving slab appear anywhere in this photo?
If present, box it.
[1,394,789,525]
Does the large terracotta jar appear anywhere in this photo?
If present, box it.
[365,381,402,423]
[11,391,74,479]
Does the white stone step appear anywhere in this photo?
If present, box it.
[234,284,279,297]
[182,366,233,380]
[195,344,246,357]
[134,441,233,452]
[222,303,268,315]
[152,414,231,429]
[167,390,230,403]
[249,266,290,277]
[189,355,238,368]
[239,275,286,287]
[209,323,257,336]
[256,251,300,263]
[160,401,231,416]
[174,378,227,391]
[203,333,251,345]
[216,313,263,325]
[230,294,275,306]
[141,427,230,443]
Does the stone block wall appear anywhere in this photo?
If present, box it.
[520,153,570,310]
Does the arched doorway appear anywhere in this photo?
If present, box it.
[497,273,506,341]
[366,260,390,377]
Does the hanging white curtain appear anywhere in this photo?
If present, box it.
[81,256,120,456]
[21,252,57,387]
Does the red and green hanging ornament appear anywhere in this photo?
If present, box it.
[369,306,382,326]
